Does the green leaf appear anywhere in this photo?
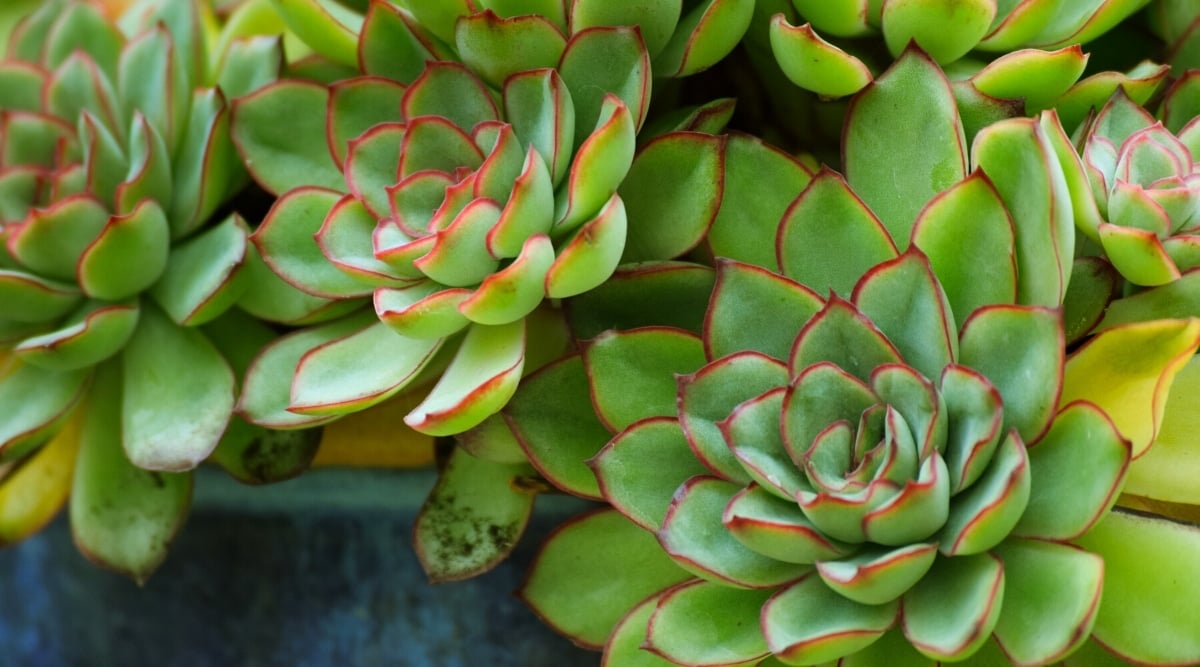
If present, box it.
[0,269,81,323]
[592,417,710,532]
[706,260,823,361]
[1124,356,1200,504]
[118,25,188,154]
[400,61,499,133]
[44,2,122,78]
[678,351,788,483]
[14,300,139,371]
[150,213,249,326]
[937,431,1030,556]
[252,186,374,298]
[414,447,536,582]
[971,117,1074,307]
[724,388,814,500]
[724,484,853,564]
[853,251,956,382]
[358,1,448,85]
[404,321,525,436]
[77,199,170,301]
[648,580,773,665]
[654,0,754,77]
[0,359,89,454]
[601,594,677,667]
[504,68,576,187]
[216,35,283,101]
[519,508,690,649]
[558,26,650,146]
[768,17,873,98]
[707,134,813,271]
[788,297,903,383]
[881,0,996,63]
[236,311,372,429]
[458,234,554,325]
[545,194,629,299]
[844,49,967,248]
[991,539,1102,666]
[817,543,938,605]
[972,46,1088,114]
[572,0,681,58]
[504,354,612,499]
[455,11,566,88]
[343,122,407,219]
[325,76,408,167]
[270,0,363,68]
[231,80,344,195]
[900,553,1004,661]
[121,304,234,471]
[555,95,636,232]
[1061,257,1118,344]
[1013,402,1128,540]
[235,244,365,325]
[957,305,1063,444]
[620,132,725,262]
[70,363,191,585]
[169,88,237,238]
[7,195,109,282]
[762,575,898,664]
[911,171,1018,321]
[584,327,706,433]
[777,168,898,297]
[1074,510,1200,666]
[289,320,442,416]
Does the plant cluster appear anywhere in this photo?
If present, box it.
[2,1,1200,665]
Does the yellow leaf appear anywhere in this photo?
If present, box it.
[1123,356,1200,503]
[1060,318,1200,458]
[312,386,436,468]
[0,405,82,545]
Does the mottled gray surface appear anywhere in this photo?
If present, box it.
[0,468,601,667]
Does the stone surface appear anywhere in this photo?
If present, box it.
[0,468,601,667]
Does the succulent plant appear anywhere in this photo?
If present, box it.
[504,51,1200,665]
[1069,83,1200,287]
[0,0,285,579]
[230,1,730,439]
[766,0,1152,100]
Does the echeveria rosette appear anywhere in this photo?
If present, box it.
[1072,86,1200,287]
[766,0,1151,101]
[231,5,728,438]
[510,52,1200,665]
[0,0,284,579]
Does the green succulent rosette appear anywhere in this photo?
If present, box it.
[0,0,288,579]
[503,51,1200,666]
[1068,82,1200,287]
[230,2,728,439]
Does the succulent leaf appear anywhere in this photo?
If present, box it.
[761,574,898,665]
[647,579,774,666]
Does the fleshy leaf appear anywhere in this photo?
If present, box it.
[769,18,873,98]
[957,306,1063,444]
[70,363,191,585]
[601,594,676,667]
[290,320,442,416]
[816,543,938,605]
[705,260,823,362]
[788,297,903,383]
[230,80,344,195]
[970,117,1073,307]
[722,388,814,501]
[404,321,525,436]
[1013,402,1129,540]
[844,48,968,248]
[1124,356,1200,503]
[852,251,956,382]
[565,262,715,340]
[723,484,853,564]
[777,168,899,297]
[77,200,170,301]
[901,552,1005,661]
[707,134,813,270]
[150,213,249,326]
[0,360,89,455]
[592,417,712,532]
[325,76,408,167]
[762,574,898,665]
[401,61,499,134]
[557,26,650,147]
[911,171,1018,320]
[620,132,725,262]
[1059,318,1200,458]
[14,301,139,371]
[0,405,80,546]
[991,539,1102,667]
[504,355,612,499]
[271,0,362,67]
[937,431,1030,557]
[455,11,567,89]
[659,476,809,588]
[519,508,691,649]
[646,580,773,666]
[1075,510,1200,666]
[583,327,706,433]
[121,305,234,471]
[414,446,537,582]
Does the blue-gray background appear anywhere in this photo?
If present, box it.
[0,469,601,667]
